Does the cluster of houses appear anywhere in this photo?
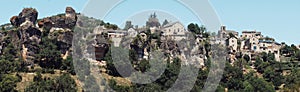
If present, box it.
[93,13,189,61]
[211,26,282,63]
[93,13,188,46]
[93,13,287,65]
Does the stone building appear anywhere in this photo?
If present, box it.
[241,31,263,39]
[258,39,281,61]
[212,26,238,45]
[107,30,127,38]
[127,28,138,38]
[227,37,238,52]
[161,21,187,41]
[218,26,239,39]
[241,36,260,52]
[146,13,161,28]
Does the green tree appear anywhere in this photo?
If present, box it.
[221,63,244,90]
[0,59,15,74]
[55,74,77,92]
[243,81,254,92]
[38,37,62,69]
[255,59,270,73]
[124,21,133,30]
[192,68,209,91]
[263,66,284,89]
[25,73,77,92]
[33,72,43,82]
[248,77,275,92]
[188,23,200,34]
[228,33,236,38]
[1,26,5,31]
[0,74,21,92]
[188,23,208,36]
[284,68,300,91]
[280,45,293,56]
[61,56,76,75]
[162,19,169,26]
[267,53,275,62]
[296,51,300,61]
[243,54,250,62]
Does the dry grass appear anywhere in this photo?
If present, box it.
[15,70,83,92]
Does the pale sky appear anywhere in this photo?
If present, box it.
[0,0,299,45]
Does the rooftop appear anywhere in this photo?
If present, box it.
[162,21,182,28]
[242,31,261,34]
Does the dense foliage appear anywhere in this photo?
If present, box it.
[25,73,77,92]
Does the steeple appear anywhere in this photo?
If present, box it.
[153,12,156,18]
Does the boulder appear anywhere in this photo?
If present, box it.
[37,7,77,29]
[10,16,19,26]
[10,8,38,27]
[9,8,41,65]
[65,7,77,28]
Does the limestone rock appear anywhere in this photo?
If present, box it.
[38,7,77,29]
[65,7,77,28]
[10,8,38,27]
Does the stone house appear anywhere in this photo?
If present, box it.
[107,30,127,38]
[241,31,262,39]
[211,37,226,45]
[161,21,187,41]
[130,32,150,60]
[212,26,238,46]
[218,26,239,39]
[258,40,281,61]
[228,37,238,52]
[127,28,138,38]
[106,30,127,47]
[241,37,260,52]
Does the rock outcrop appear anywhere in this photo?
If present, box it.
[2,7,78,66]
[38,7,77,56]
[10,8,38,27]
[38,7,77,29]
[9,8,41,65]
[65,7,77,28]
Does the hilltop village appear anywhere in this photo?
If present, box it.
[93,13,298,67]
[0,7,300,91]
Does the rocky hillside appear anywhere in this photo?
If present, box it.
[1,5,299,92]
[0,7,81,91]
[1,7,77,66]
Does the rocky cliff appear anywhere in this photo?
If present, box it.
[6,7,78,66]
[38,7,77,30]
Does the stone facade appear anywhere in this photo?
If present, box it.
[161,22,186,41]
[127,28,138,38]
[212,26,282,62]
[241,31,262,39]
[218,26,239,38]
[227,37,238,52]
